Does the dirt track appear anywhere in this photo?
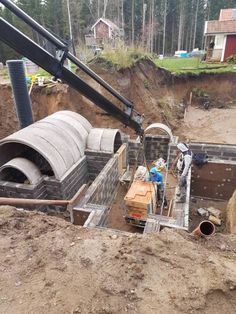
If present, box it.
[1,206,236,314]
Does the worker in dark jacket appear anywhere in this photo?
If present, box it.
[176,142,192,202]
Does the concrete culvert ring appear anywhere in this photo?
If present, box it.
[87,128,122,153]
[0,157,42,184]
[144,123,174,142]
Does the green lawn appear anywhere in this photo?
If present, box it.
[155,57,236,74]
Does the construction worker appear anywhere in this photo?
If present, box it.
[176,142,192,202]
[148,167,167,208]
[149,167,163,185]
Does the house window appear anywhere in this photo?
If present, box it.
[215,35,224,49]
[233,9,236,19]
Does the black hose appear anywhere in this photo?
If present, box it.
[7,60,33,128]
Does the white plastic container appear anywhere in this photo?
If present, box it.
[38,76,44,86]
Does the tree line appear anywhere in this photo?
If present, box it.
[0,0,236,63]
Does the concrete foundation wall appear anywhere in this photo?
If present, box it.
[145,135,170,161]
[0,179,46,200]
[191,160,236,200]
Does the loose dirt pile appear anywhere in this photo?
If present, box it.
[1,206,236,314]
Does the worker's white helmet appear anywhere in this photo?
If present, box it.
[177,142,189,152]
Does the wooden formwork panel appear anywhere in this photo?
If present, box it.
[191,162,236,200]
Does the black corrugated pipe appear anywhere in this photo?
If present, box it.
[7,60,33,129]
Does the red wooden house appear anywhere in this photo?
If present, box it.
[85,18,120,49]
[204,8,236,61]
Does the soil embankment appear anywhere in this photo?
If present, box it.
[1,59,236,142]
[0,206,236,314]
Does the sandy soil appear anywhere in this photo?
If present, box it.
[182,106,236,144]
[1,206,236,314]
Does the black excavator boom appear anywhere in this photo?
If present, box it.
[0,0,144,135]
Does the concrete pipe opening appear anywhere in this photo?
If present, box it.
[200,221,215,236]
[0,168,27,183]
[114,132,122,153]
[195,220,215,237]
[87,128,122,153]
[0,143,54,177]
[0,157,42,184]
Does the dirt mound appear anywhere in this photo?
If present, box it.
[1,206,236,314]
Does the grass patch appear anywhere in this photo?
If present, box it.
[155,57,236,74]
[98,47,152,70]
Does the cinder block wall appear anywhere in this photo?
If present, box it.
[0,180,46,200]
[79,156,119,207]
[145,135,170,161]
[128,135,171,165]
[0,156,89,215]
[169,143,236,164]
[45,157,88,199]
[85,150,113,180]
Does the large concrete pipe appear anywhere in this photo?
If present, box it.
[7,60,33,128]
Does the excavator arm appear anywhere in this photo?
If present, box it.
[0,0,144,135]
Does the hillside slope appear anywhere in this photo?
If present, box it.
[1,59,236,141]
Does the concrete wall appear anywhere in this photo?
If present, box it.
[0,179,46,200]
[144,135,170,161]
[191,160,236,200]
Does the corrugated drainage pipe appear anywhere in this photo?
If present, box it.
[7,60,33,128]
[192,220,215,237]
